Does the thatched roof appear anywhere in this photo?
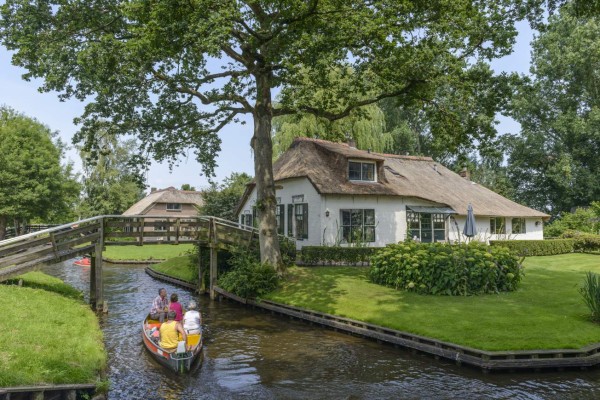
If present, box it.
[237,138,549,219]
[123,187,204,215]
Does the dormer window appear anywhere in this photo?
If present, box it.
[349,161,375,181]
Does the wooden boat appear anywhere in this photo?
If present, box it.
[142,315,203,373]
[73,257,91,267]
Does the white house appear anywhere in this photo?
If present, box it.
[235,138,549,249]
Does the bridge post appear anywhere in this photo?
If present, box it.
[197,246,205,294]
[90,217,105,311]
[209,218,218,300]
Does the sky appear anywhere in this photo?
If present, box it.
[0,21,534,193]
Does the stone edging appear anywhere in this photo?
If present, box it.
[144,267,198,291]
[0,383,99,400]
[104,258,164,265]
[212,286,600,372]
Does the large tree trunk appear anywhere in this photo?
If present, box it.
[0,216,6,241]
[252,73,283,269]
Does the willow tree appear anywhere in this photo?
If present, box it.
[0,0,541,266]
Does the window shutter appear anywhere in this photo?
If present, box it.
[302,203,309,239]
[287,204,293,237]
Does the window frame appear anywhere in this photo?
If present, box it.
[490,217,506,235]
[511,217,526,234]
[348,160,376,182]
[166,203,182,212]
[294,203,309,239]
[406,211,447,243]
[340,209,376,243]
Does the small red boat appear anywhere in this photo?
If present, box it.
[142,315,203,373]
[73,257,91,267]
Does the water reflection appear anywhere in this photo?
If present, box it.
[43,261,600,399]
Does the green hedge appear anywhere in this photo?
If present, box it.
[489,239,576,256]
[574,234,600,253]
[300,246,382,265]
[369,242,522,296]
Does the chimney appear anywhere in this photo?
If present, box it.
[458,166,470,181]
[150,187,157,193]
[347,138,356,148]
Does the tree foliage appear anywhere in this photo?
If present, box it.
[544,204,600,238]
[0,106,80,239]
[507,5,600,215]
[198,172,252,222]
[77,134,145,218]
[0,0,544,264]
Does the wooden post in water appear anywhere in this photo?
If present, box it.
[90,218,105,311]
[209,218,218,300]
[197,246,205,294]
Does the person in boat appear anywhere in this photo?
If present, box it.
[159,310,187,352]
[183,300,201,334]
[169,293,183,322]
[150,288,169,322]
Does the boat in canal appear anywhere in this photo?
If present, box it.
[142,315,203,373]
[73,257,91,267]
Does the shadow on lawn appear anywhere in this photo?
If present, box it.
[277,267,363,314]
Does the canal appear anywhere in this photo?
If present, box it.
[44,261,600,399]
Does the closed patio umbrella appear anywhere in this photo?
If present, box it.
[463,203,477,241]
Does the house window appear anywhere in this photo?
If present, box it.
[154,220,167,232]
[241,211,253,228]
[490,217,506,234]
[166,203,182,211]
[512,218,526,234]
[276,204,285,235]
[294,203,308,239]
[406,211,447,243]
[348,161,375,181]
[341,209,376,243]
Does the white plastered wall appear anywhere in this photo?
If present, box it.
[238,177,546,249]
[449,216,545,243]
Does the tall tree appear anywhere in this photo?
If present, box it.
[507,5,600,215]
[0,0,541,266]
[0,106,80,239]
[77,134,145,218]
[198,172,253,222]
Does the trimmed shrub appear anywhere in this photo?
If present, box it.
[581,272,600,322]
[369,241,522,296]
[489,239,575,256]
[218,249,280,298]
[300,246,382,265]
[560,231,600,254]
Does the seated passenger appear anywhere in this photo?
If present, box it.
[150,288,169,323]
[169,293,183,321]
[159,310,187,352]
[183,301,201,334]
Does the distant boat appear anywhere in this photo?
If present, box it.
[73,257,91,267]
[142,315,203,373]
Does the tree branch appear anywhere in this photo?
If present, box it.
[151,71,253,112]
[273,80,425,120]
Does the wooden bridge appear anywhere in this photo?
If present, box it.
[0,215,260,309]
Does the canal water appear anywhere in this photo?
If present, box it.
[44,261,600,400]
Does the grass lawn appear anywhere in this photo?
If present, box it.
[264,253,600,351]
[0,274,106,386]
[103,243,194,260]
[4,271,84,300]
[151,255,198,283]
